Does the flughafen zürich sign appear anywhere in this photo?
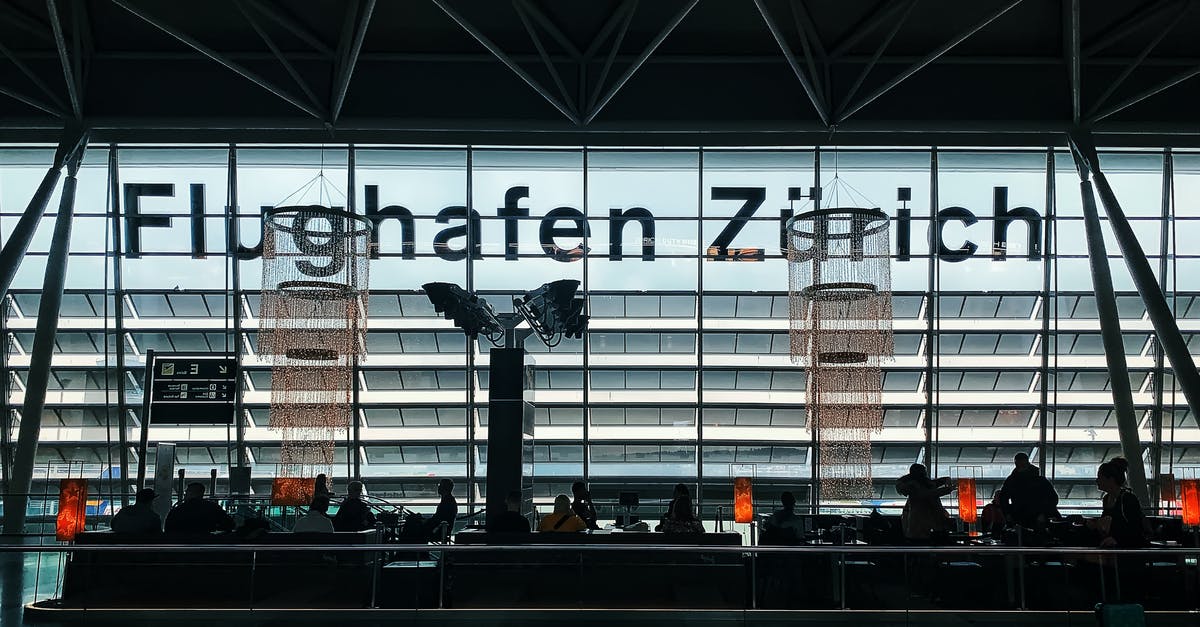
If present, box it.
[122,183,1041,263]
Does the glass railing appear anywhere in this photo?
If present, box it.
[0,540,1197,617]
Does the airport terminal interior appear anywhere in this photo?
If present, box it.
[1,1,1200,626]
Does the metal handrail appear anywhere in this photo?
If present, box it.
[0,542,1196,556]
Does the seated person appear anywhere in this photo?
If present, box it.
[293,496,335,533]
[333,480,377,532]
[658,483,690,530]
[164,483,235,534]
[661,494,704,533]
[761,491,804,544]
[538,494,587,532]
[110,488,162,535]
[486,490,531,533]
[571,481,600,530]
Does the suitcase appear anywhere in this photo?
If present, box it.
[1095,603,1145,627]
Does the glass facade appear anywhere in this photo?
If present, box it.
[2,145,1199,517]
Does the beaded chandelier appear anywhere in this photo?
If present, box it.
[260,206,371,479]
[788,207,893,500]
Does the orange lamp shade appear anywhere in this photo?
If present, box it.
[733,476,753,523]
[1181,479,1200,527]
[957,478,978,524]
[271,477,315,506]
[56,479,88,541]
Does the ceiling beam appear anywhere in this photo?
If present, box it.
[242,0,334,58]
[1082,0,1181,57]
[838,0,916,120]
[583,0,636,61]
[514,0,582,61]
[514,0,578,115]
[585,0,697,124]
[233,0,325,119]
[0,83,65,117]
[110,0,325,120]
[45,0,80,119]
[0,1,53,44]
[1086,0,1190,120]
[754,0,830,127]
[828,1,911,59]
[1067,0,1080,124]
[789,0,827,107]
[431,0,580,126]
[586,0,636,114]
[0,39,68,113]
[1090,61,1200,122]
[837,0,1025,124]
[331,0,376,124]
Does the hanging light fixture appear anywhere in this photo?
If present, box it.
[1181,479,1200,527]
[271,476,316,506]
[788,204,893,500]
[733,476,754,524]
[258,153,371,485]
[56,478,87,541]
[957,478,978,524]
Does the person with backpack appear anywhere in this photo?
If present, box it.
[537,494,587,532]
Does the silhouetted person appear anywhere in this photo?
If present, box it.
[1091,457,1148,604]
[294,496,334,533]
[657,483,691,530]
[486,491,531,533]
[333,480,376,532]
[164,483,234,534]
[314,473,333,502]
[538,494,587,532]
[661,494,704,533]
[419,478,457,541]
[111,488,162,535]
[761,491,804,545]
[1093,457,1146,548]
[571,481,599,530]
[896,463,954,541]
[994,452,1060,529]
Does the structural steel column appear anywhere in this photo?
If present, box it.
[1068,147,1151,508]
[2,143,86,534]
[0,127,86,300]
[1069,132,1200,431]
[227,145,247,469]
[107,146,130,505]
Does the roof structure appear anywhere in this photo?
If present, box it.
[1,0,1199,145]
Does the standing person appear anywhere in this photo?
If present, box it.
[661,494,704,534]
[896,463,955,542]
[486,491,531,533]
[994,452,1060,529]
[1093,457,1146,548]
[313,474,334,502]
[425,478,458,541]
[164,483,235,534]
[111,488,163,535]
[571,481,599,530]
[332,480,377,532]
[293,496,334,533]
[1090,457,1148,604]
[538,495,587,532]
